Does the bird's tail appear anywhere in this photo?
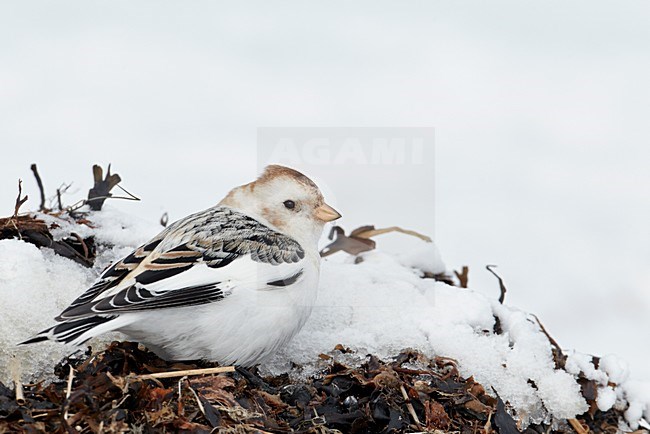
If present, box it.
[19,315,119,347]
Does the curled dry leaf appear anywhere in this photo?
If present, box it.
[320,224,432,258]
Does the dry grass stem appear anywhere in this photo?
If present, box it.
[135,366,235,380]
[400,384,423,431]
[568,418,589,434]
[63,365,75,421]
[13,379,24,405]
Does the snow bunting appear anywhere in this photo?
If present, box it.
[22,165,340,366]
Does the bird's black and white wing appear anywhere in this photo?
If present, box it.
[21,206,306,345]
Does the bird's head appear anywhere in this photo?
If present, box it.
[219,165,341,246]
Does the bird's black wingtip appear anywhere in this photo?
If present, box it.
[18,335,50,345]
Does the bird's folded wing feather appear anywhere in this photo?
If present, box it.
[57,207,306,320]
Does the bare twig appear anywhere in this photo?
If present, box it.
[84,183,141,208]
[63,365,75,421]
[13,180,28,218]
[568,418,588,434]
[112,393,132,409]
[70,232,89,259]
[10,220,21,239]
[311,407,326,426]
[50,182,73,211]
[483,410,493,434]
[186,381,206,417]
[85,194,141,204]
[177,377,185,416]
[135,366,235,380]
[400,384,423,431]
[114,184,140,201]
[66,199,88,213]
[486,265,507,304]
[9,356,25,405]
[14,379,24,405]
[59,182,73,195]
[30,163,46,211]
[531,313,564,360]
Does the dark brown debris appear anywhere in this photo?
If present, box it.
[0,213,96,267]
[320,226,377,258]
[30,164,47,212]
[0,164,139,267]
[0,342,638,434]
[0,343,494,433]
[87,164,122,211]
[454,265,470,288]
[486,265,507,304]
[319,225,432,259]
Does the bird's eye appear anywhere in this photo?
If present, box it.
[283,200,296,210]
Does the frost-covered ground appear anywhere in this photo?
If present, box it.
[1,206,648,429]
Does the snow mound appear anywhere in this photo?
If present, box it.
[0,239,94,383]
[0,207,648,429]
[397,241,446,275]
[263,252,590,425]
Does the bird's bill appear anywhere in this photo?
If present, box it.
[314,203,341,222]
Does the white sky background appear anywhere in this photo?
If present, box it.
[1,1,649,380]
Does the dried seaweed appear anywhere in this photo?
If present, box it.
[0,342,636,433]
[319,225,431,258]
[486,265,507,304]
[86,164,122,211]
[0,213,95,267]
[0,164,135,267]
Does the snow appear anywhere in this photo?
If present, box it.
[40,206,159,248]
[563,350,650,429]
[1,207,648,429]
[600,354,631,385]
[597,386,617,412]
[0,239,96,382]
[618,379,650,430]
[565,350,609,384]
[397,242,446,275]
